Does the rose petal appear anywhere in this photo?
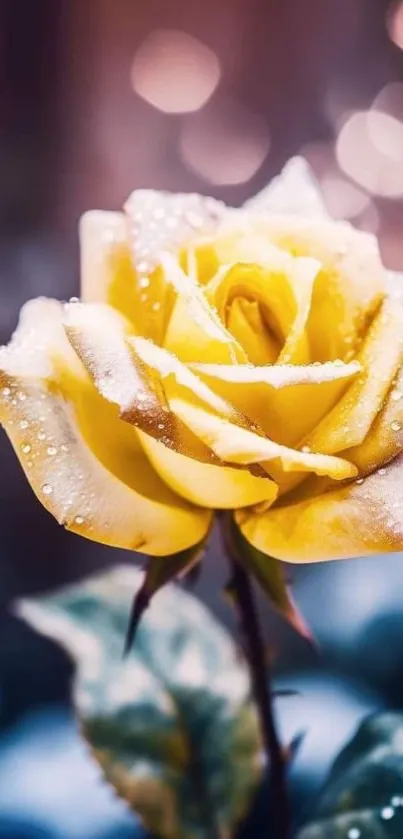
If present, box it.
[206,252,320,365]
[306,298,403,454]
[226,298,279,364]
[190,360,361,446]
[124,189,225,276]
[237,453,403,563]
[79,210,175,345]
[343,364,403,475]
[138,435,277,509]
[64,300,211,463]
[243,157,328,218]
[0,298,211,555]
[168,399,357,483]
[253,215,386,362]
[162,253,247,363]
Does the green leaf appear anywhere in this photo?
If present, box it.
[298,712,403,838]
[17,566,262,839]
[229,518,314,643]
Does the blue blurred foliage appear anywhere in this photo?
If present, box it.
[2,550,403,837]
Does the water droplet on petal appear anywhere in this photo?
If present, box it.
[37,431,46,441]
[69,296,80,304]
[21,444,31,454]
[356,477,364,484]
[378,468,387,476]
[47,446,57,456]
[2,387,11,397]
[391,420,401,431]
[19,420,29,430]
[139,276,150,289]
[42,484,53,496]
[17,392,26,401]
[74,515,84,525]
[301,445,311,453]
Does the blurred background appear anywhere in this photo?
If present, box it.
[1,0,403,836]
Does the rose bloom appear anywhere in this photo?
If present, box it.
[1,159,402,562]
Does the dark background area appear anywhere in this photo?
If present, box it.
[1,1,403,837]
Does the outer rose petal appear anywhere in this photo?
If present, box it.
[306,299,403,453]
[0,299,211,555]
[64,301,213,464]
[236,453,403,563]
[343,365,403,474]
[243,157,328,218]
[80,210,179,345]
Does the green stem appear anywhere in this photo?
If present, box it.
[220,515,291,839]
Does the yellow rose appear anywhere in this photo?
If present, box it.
[1,158,402,562]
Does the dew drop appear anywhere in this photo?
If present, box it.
[2,387,10,397]
[356,477,364,485]
[157,423,165,430]
[69,296,80,303]
[61,444,70,453]
[42,484,53,496]
[47,446,57,456]
[378,468,387,476]
[21,444,31,454]
[19,420,29,430]
[391,420,401,432]
[152,301,161,312]
[74,515,84,525]
[17,392,26,401]
[301,445,311,453]
[37,431,46,441]
[139,276,150,289]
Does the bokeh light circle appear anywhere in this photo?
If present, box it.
[336,110,403,198]
[131,29,220,114]
[387,1,403,49]
[180,101,270,186]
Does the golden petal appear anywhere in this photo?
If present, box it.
[237,452,403,562]
[0,299,211,555]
